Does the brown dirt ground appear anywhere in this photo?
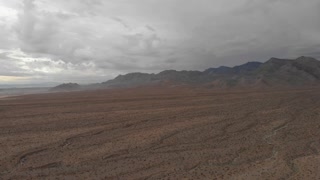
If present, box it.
[0,87,320,179]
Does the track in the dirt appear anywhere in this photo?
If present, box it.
[0,87,320,179]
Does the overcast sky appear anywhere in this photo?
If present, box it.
[0,0,320,84]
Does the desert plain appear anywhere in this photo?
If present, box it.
[0,87,320,179]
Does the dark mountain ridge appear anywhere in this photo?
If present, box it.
[53,56,320,90]
[102,56,320,88]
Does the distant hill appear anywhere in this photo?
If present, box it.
[50,83,81,92]
[101,56,320,88]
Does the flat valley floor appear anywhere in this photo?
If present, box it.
[0,87,320,179]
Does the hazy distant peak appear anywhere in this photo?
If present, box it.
[50,83,81,92]
[238,61,262,66]
[204,62,262,75]
[115,72,151,79]
[204,66,233,74]
[158,70,178,75]
[233,61,263,73]
[266,57,290,63]
[295,56,318,62]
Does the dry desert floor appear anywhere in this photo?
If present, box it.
[0,87,320,179]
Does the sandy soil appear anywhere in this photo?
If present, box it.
[0,87,319,179]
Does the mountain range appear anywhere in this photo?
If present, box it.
[52,56,320,91]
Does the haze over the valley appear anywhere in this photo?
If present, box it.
[1,0,320,86]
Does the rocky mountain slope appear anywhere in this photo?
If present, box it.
[102,56,320,88]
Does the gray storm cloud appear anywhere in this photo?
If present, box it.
[0,0,319,84]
